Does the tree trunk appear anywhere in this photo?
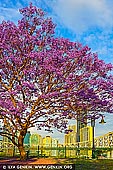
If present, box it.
[18,145,26,160]
[18,130,27,160]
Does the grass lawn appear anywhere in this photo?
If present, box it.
[0,158,113,170]
[55,158,113,170]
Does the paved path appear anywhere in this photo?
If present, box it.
[0,158,57,164]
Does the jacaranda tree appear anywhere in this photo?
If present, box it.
[0,3,113,160]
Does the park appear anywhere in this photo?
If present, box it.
[0,2,113,170]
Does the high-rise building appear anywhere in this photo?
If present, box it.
[30,133,43,157]
[80,126,93,158]
[24,131,31,146]
[51,139,58,157]
[76,111,87,142]
[65,125,76,146]
[65,125,77,157]
[30,133,42,147]
[43,136,52,156]
[2,135,14,157]
[80,126,93,144]
[95,131,113,158]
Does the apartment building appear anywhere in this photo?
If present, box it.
[95,131,113,158]
[65,125,77,157]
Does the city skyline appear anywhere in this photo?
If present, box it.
[29,116,113,144]
[1,124,113,159]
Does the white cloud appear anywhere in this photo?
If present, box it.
[0,7,21,23]
[82,32,113,64]
[49,0,113,33]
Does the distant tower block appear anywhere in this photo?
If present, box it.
[76,111,87,142]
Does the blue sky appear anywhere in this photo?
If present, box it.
[0,0,113,143]
[0,0,113,64]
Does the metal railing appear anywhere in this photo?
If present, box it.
[0,142,113,159]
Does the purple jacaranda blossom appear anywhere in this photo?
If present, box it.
[0,3,113,160]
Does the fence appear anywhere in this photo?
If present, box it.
[0,144,113,159]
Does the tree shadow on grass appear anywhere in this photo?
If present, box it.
[0,157,37,164]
